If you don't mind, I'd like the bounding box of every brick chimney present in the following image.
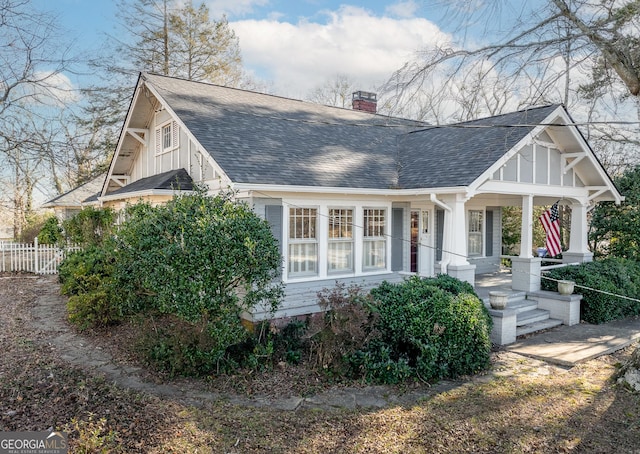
[352,91,377,113]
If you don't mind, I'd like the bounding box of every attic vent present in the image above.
[352,91,377,113]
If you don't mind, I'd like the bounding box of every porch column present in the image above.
[563,201,593,264]
[512,194,541,292]
[444,194,476,286]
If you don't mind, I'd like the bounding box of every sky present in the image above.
[30,0,513,100]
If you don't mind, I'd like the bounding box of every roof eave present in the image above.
[232,182,469,196]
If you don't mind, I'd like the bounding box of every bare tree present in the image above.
[0,0,84,237]
[382,0,640,170]
[307,74,360,108]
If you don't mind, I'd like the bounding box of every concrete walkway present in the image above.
[506,317,640,366]
[27,276,640,411]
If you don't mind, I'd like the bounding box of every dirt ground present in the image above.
[1,273,640,453]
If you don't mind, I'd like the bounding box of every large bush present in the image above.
[58,190,284,375]
[110,189,284,373]
[59,244,119,330]
[62,206,115,247]
[37,216,63,245]
[542,258,640,324]
[349,275,493,384]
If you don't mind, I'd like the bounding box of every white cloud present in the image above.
[29,71,79,106]
[385,1,419,18]
[231,5,451,99]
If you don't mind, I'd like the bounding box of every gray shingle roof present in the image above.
[43,174,105,207]
[108,168,193,196]
[398,105,561,188]
[142,73,559,190]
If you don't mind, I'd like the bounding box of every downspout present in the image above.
[430,194,452,274]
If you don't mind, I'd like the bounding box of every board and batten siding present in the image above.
[492,133,585,188]
[128,110,218,187]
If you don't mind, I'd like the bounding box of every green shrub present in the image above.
[37,216,62,245]
[110,189,284,376]
[59,245,120,329]
[62,207,115,247]
[351,275,492,384]
[542,258,640,324]
[139,315,233,377]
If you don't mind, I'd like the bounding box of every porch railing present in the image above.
[0,239,80,275]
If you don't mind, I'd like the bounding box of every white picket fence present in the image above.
[0,239,80,275]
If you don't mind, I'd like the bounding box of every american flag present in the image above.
[539,202,561,257]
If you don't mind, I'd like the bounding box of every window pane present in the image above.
[468,210,483,256]
[328,242,353,272]
[329,209,353,238]
[289,208,317,239]
[288,208,318,276]
[363,240,386,269]
[364,209,385,237]
[288,243,317,274]
[162,124,172,150]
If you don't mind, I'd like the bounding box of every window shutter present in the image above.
[265,205,283,256]
[436,209,445,261]
[155,127,161,154]
[485,209,494,257]
[172,120,179,148]
[391,207,404,271]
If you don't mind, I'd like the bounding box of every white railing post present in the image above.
[34,237,39,274]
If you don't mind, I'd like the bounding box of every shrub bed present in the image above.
[352,275,493,384]
[542,258,640,324]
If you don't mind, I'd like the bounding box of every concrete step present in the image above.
[516,318,563,337]
[506,298,538,314]
[517,308,551,326]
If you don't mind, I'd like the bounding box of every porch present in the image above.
[474,268,582,345]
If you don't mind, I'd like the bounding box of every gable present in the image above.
[102,75,229,200]
[467,113,622,204]
[141,73,424,190]
[397,105,560,189]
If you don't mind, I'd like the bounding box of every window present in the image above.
[288,208,318,276]
[155,120,178,154]
[162,123,172,150]
[468,210,483,256]
[328,208,353,273]
[363,208,386,270]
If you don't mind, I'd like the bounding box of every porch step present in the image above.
[506,298,538,314]
[482,291,527,308]
[517,308,552,326]
[516,318,563,337]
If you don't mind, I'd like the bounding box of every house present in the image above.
[42,174,105,221]
[98,72,623,320]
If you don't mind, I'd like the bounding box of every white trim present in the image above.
[477,180,588,199]
[99,188,190,203]
[127,128,147,146]
[234,182,468,196]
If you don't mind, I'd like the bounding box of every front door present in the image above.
[411,210,434,276]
